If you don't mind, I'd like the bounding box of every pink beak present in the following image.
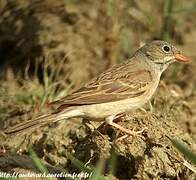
[175,54,190,62]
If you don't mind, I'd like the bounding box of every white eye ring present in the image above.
[162,45,171,53]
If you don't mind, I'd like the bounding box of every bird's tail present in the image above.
[3,109,83,135]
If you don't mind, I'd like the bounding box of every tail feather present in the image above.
[4,114,57,135]
[4,109,83,135]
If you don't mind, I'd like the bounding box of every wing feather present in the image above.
[51,60,153,106]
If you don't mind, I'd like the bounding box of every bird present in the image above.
[4,40,189,136]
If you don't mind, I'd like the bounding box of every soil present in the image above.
[0,0,195,179]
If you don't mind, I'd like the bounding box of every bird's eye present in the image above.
[162,45,170,53]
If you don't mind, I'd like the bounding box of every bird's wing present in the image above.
[52,60,153,106]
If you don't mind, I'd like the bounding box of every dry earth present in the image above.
[0,0,195,179]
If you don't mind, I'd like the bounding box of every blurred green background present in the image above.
[0,0,195,179]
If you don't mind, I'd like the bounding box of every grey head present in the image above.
[135,40,189,72]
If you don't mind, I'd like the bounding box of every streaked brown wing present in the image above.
[52,60,153,106]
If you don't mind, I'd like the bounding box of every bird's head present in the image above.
[139,40,189,71]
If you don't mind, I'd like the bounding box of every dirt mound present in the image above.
[0,0,195,179]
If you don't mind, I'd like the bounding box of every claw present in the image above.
[114,127,147,142]
[106,115,147,141]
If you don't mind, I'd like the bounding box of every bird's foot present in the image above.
[106,115,147,139]
[105,115,147,141]
[114,127,147,142]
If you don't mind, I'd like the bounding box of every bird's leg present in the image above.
[139,107,147,113]
[114,134,129,142]
[113,112,125,122]
[105,115,147,138]
[82,119,107,140]
[148,100,154,112]
[82,118,95,134]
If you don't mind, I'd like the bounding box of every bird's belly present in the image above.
[79,96,148,120]
[79,78,160,120]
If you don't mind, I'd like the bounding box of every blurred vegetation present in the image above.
[29,147,50,175]
[170,138,196,165]
[0,0,195,179]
